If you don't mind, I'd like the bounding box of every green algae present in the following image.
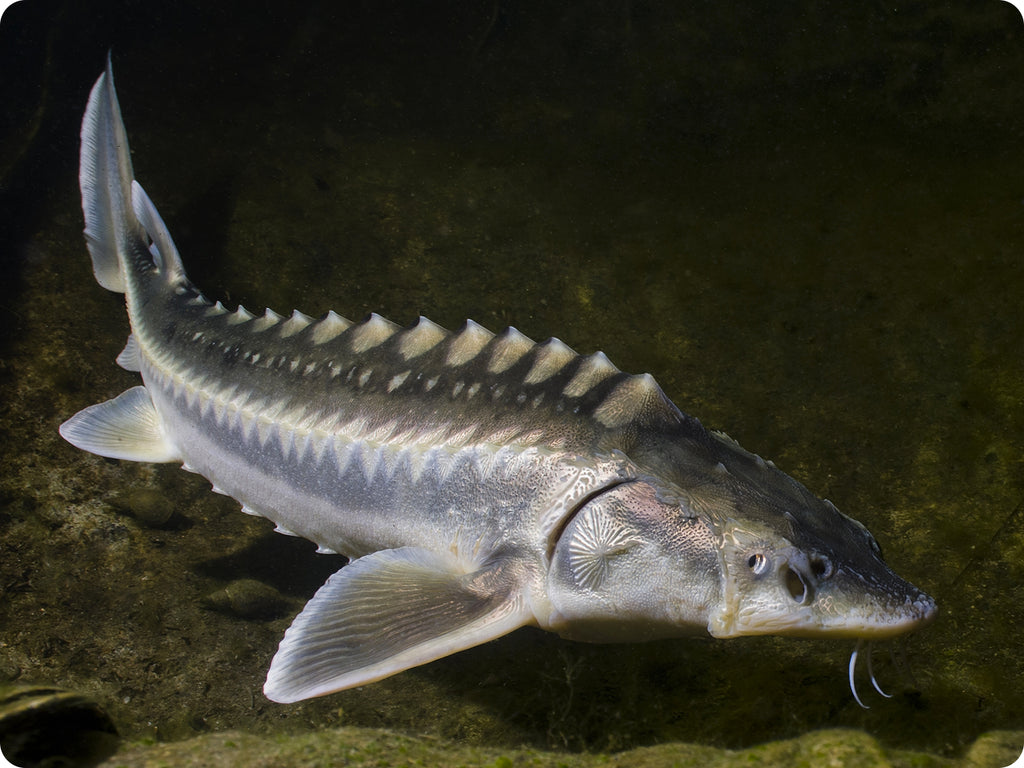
[98,727,1024,768]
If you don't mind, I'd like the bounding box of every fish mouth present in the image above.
[808,588,937,640]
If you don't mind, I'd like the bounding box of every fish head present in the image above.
[706,502,937,640]
[690,432,938,641]
[544,434,936,644]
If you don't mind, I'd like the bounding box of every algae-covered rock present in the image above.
[95,726,1005,768]
[201,578,293,621]
[0,684,119,768]
[962,732,1024,768]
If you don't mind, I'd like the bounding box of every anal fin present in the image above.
[264,547,532,703]
[59,385,180,462]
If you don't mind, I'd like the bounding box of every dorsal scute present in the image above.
[281,310,314,338]
[311,310,352,344]
[350,312,400,353]
[205,301,228,317]
[525,338,576,385]
[487,327,534,374]
[445,319,494,367]
[563,351,619,398]
[398,316,449,361]
[591,372,669,429]
[227,305,256,325]
[182,293,678,440]
[253,307,284,332]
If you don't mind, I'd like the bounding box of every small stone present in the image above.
[120,488,176,528]
[202,579,292,620]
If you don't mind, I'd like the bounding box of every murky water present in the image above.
[1,2,1022,765]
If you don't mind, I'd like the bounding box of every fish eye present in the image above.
[746,552,770,576]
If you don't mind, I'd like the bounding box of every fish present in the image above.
[60,57,937,706]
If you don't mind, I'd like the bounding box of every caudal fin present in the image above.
[79,54,184,293]
[63,56,187,465]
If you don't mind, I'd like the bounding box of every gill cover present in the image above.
[546,479,722,642]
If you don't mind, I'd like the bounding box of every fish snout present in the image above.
[813,564,938,640]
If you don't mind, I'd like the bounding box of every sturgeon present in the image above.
[61,59,936,705]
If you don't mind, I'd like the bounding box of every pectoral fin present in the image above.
[59,385,180,462]
[263,547,532,703]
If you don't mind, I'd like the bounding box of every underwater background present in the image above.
[1,0,1023,765]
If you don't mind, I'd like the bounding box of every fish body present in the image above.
[61,59,936,704]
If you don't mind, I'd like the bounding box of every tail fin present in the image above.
[79,54,184,293]
[63,56,186,464]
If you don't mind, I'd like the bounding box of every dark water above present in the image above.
[1,1,1022,765]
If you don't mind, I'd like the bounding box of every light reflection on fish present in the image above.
[61,57,936,705]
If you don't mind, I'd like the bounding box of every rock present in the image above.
[0,684,119,768]
[119,488,176,528]
[962,731,1024,768]
[202,579,292,620]
[92,725,978,768]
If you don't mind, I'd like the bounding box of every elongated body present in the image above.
[62,59,936,705]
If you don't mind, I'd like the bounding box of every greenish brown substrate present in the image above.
[100,727,1023,768]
